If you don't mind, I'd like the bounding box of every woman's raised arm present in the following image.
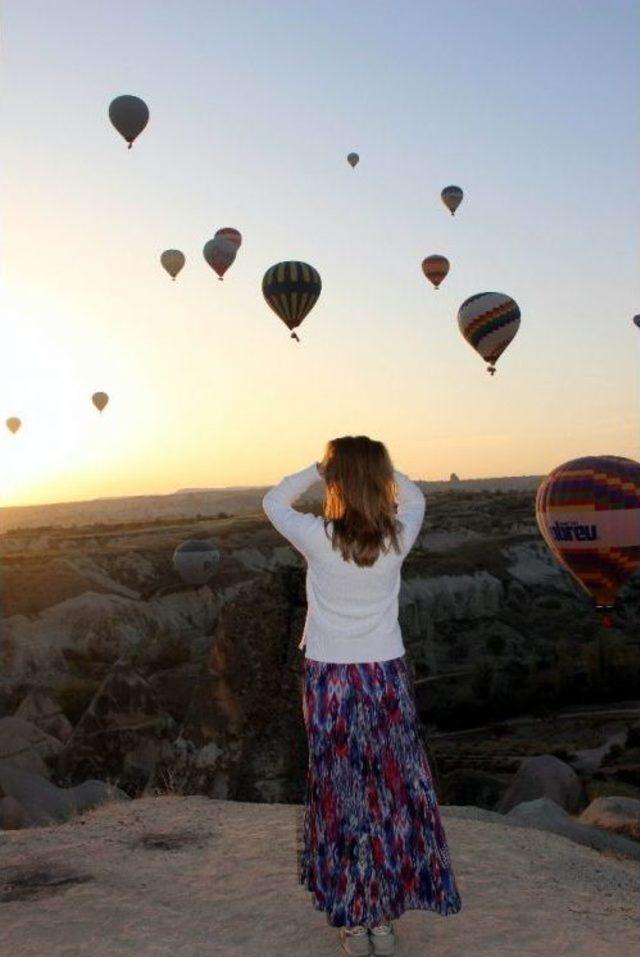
[262,463,322,555]
[393,469,426,553]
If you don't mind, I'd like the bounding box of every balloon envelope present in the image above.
[536,455,640,609]
[6,417,21,434]
[108,95,149,148]
[203,236,237,279]
[347,152,359,168]
[422,255,450,289]
[92,391,109,412]
[172,539,220,585]
[457,292,520,374]
[161,249,185,280]
[262,261,322,340]
[441,185,463,215]
[634,314,640,329]
[214,227,242,250]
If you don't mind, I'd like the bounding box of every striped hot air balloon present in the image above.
[457,292,520,375]
[536,455,640,622]
[441,185,463,215]
[422,255,450,289]
[262,261,322,341]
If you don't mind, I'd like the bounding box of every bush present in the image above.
[486,633,506,656]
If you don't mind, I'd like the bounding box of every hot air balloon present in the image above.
[633,314,640,329]
[347,152,359,168]
[536,455,640,624]
[108,95,149,149]
[214,227,242,251]
[161,249,185,280]
[262,261,322,341]
[422,255,450,289]
[92,391,109,413]
[172,539,220,585]
[441,185,463,216]
[6,417,21,434]
[203,236,237,280]
[457,292,520,375]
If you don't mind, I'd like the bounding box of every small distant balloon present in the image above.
[262,261,322,341]
[422,255,450,289]
[450,473,460,482]
[172,539,220,585]
[441,185,463,216]
[108,95,149,149]
[457,292,521,375]
[634,314,640,329]
[347,152,359,168]
[203,235,237,280]
[214,227,242,251]
[6,417,21,434]
[92,391,109,413]
[536,455,640,618]
[161,250,185,280]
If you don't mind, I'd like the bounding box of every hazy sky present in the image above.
[1,0,638,507]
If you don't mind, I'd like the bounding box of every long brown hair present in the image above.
[320,435,402,567]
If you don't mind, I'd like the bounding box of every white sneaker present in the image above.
[338,925,372,956]
[369,922,395,956]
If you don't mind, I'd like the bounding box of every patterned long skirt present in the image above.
[299,653,462,929]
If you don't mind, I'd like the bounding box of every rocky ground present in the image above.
[1,794,639,957]
[1,487,639,817]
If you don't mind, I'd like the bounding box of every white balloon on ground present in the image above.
[172,540,220,585]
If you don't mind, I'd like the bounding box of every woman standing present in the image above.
[262,436,462,956]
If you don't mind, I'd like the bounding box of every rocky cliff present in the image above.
[1,488,639,811]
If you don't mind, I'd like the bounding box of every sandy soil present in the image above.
[1,795,638,957]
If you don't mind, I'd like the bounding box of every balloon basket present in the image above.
[595,605,614,629]
[291,332,300,342]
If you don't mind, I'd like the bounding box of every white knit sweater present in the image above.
[262,463,426,663]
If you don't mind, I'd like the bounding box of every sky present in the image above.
[1,0,639,508]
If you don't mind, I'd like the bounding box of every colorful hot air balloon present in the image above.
[6,417,21,434]
[536,456,640,622]
[203,236,237,280]
[92,391,109,412]
[262,261,322,341]
[161,249,185,280]
[214,227,242,251]
[633,314,640,329]
[347,152,359,168]
[108,95,149,149]
[457,292,521,375]
[422,255,450,289]
[172,539,220,585]
[441,185,463,216]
